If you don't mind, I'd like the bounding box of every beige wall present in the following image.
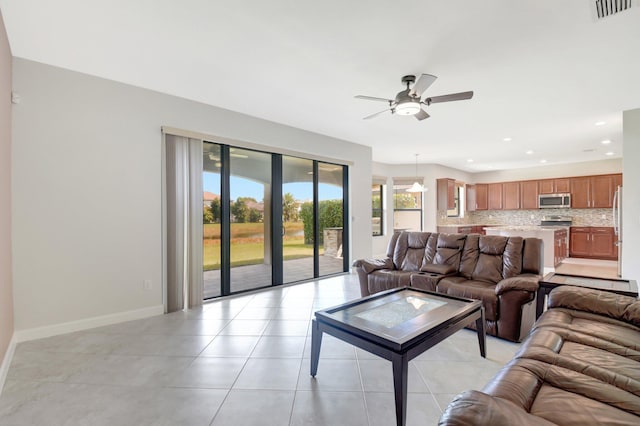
[11,58,372,332]
[0,11,13,370]
[370,161,473,256]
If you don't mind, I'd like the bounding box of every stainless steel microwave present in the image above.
[538,193,571,209]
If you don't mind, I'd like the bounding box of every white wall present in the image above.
[471,158,622,183]
[370,161,472,256]
[12,59,372,331]
[623,109,640,281]
[0,10,13,371]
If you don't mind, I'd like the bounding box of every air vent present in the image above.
[595,0,632,19]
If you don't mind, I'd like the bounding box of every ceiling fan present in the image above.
[355,74,473,121]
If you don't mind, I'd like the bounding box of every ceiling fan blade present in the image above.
[415,109,430,121]
[363,108,391,120]
[355,95,393,103]
[409,73,437,97]
[426,91,474,104]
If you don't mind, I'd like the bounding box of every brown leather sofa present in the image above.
[353,231,544,342]
[440,285,640,426]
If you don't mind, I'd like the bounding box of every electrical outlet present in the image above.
[143,279,152,290]
[530,215,535,219]
[601,214,606,219]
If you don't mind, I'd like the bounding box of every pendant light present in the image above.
[406,154,427,193]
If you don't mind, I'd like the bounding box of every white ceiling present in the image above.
[2,0,639,172]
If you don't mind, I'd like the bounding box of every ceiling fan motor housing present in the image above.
[395,89,421,115]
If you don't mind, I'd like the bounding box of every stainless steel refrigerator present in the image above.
[613,185,623,277]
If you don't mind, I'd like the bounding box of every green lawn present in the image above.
[203,222,315,270]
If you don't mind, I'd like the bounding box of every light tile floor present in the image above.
[0,274,520,425]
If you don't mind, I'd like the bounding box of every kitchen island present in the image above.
[483,226,568,268]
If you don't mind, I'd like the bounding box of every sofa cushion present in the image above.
[459,234,480,279]
[431,233,466,271]
[393,232,434,271]
[367,270,413,294]
[420,263,457,274]
[548,286,636,320]
[438,277,498,321]
[623,301,640,327]
[356,258,393,274]
[502,237,524,278]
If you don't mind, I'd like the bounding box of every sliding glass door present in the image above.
[282,156,314,283]
[318,162,345,276]
[201,143,348,299]
[229,148,272,292]
[203,143,222,299]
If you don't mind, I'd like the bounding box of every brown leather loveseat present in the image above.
[353,231,544,342]
[440,285,640,425]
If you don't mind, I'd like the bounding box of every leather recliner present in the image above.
[353,231,544,342]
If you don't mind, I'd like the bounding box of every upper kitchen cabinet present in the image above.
[538,178,570,194]
[475,184,488,210]
[502,182,520,210]
[520,180,539,210]
[571,174,621,209]
[437,178,456,210]
[466,184,476,212]
[488,183,503,210]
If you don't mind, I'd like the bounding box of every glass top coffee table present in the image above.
[310,287,485,426]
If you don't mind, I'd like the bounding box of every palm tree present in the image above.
[282,192,298,222]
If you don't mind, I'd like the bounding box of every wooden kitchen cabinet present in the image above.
[570,227,591,257]
[488,183,503,210]
[539,178,570,194]
[466,184,476,212]
[570,177,591,208]
[570,226,617,260]
[591,175,615,208]
[553,229,568,266]
[520,180,539,210]
[590,227,616,258]
[571,174,620,209]
[437,178,456,210]
[502,182,520,210]
[475,184,488,210]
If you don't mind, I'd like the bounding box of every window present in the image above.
[392,179,423,231]
[371,184,384,236]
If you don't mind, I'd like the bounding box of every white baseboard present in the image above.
[13,304,164,343]
[0,334,17,396]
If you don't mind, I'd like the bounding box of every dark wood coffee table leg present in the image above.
[475,308,486,358]
[392,352,408,426]
[310,319,322,376]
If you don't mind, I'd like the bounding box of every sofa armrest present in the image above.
[352,257,393,274]
[495,275,539,296]
[548,286,638,321]
[439,390,556,426]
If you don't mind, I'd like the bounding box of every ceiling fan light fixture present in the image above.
[395,100,421,116]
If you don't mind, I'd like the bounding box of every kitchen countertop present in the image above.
[483,225,570,232]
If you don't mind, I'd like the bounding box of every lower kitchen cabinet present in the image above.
[553,229,568,266]
[569,226,617,260]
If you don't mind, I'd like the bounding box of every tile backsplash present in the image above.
[438,208,614,227]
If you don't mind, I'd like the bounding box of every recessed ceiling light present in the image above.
[503,137,512,142]
[595,121,606,126]
[605,152,615,156]
[525,150,534,155]
[601,139,612,145]
[467,159,474,163]
[583,148,596,153]
[540,159,547,163]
